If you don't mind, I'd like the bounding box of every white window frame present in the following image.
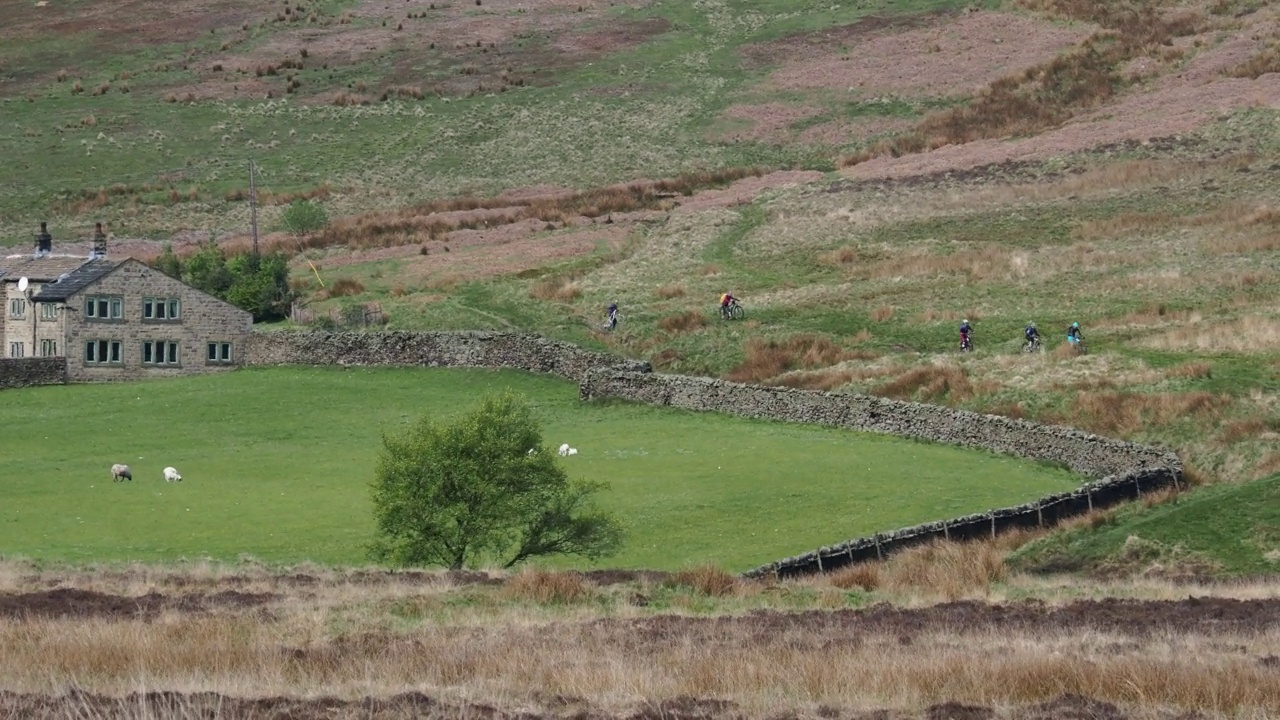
[9,297,26,319]
[85,339,123,365]
[142,340,181,366]
[39,302,58,320]
[84,295,123,321]
[206,341,233,364]
[8,341,24,358]
[40,339,58,357]
[143,297,181,321]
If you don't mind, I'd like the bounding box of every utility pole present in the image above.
[249,159,260,258]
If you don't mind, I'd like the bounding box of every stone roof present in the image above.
[0,254,97,282]
[31,260,120,302]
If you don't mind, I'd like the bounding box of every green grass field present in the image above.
[0,367,1080,571]
[1010,474,1280,577]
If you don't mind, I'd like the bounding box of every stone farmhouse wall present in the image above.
[244,330,651,380]
[579,370,1183,579]
[65,260,253,382]
[0,357,67,390]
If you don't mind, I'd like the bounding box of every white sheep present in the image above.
[558,443,571,456]
[111,464,132,482]
[163,466,182,482]
[567,448,578,456]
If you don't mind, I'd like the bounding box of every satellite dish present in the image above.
[17,277,28,293]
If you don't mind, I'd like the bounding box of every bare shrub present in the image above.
[655,283,686,299]
[529,275,581,302]
[326,277,365,298]
[502,568,594,604]
[670,566,738,596]
[657,310,708,334]
[873,365,974,403]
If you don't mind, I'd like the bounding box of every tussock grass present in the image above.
[1142,316,1280,352]
[669,565,739,596]
[324,277,365,298]
[1058,390,1228,436]
[654,282,686,299]
[727,334,871,384]
[873,364,975,403]
[529,274,582,302]
[501,568,594,604]
[657,310,708,334]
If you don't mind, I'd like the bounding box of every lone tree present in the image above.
[280,198,329,240]
[369,392,624,570]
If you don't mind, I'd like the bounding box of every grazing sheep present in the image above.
[567,448,578,456]
[163,466,182,482]
[111,464,132,482]
[558,443,571,456]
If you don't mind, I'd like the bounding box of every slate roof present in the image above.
[0,254,96,282]
[31,259,120,302]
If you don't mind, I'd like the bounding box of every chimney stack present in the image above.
[35,221,52,257]
[91,222,107,260]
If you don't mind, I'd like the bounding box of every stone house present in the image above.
[3,254,252,381]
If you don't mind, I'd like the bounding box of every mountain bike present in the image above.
[720,300,745,320]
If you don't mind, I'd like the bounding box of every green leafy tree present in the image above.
[280,199,329,239]
[154,243,182,279]
[370,392,624,570]
[226,251,293,321]
[182,241,233,298]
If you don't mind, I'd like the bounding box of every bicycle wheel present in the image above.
[729,304,745,320]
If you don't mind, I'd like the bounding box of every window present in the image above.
[143,297,181,321]
[8,342,23,358]
[206,342,233,364]
[84,340,123,365]
[84,295,123,321]
[39,303,58,320]
[142,340,180,366]
[9,298,25,318]
[40,339,58,357]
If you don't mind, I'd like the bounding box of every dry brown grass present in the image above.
[1226,43,1280,79]
[727,334,871,384]
[819,245,861,267]
[669,565,739,596]
[654,282,687,299]
[873,364,975,403]
[854,244,1018,282]
[1166,361,1212,380]
[324,277,365,298]
[771,362,891,391]
[528,274,582,302]
[869,305,895,322]
[1142,316,1280,352]
[842,0,1209,166]
[656,310,708,334]
[1058,390,1229,436]
[501,568,595,604]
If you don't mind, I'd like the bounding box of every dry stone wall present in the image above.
[579,370,1182,579]
[244,330,651,381]
[241,331,1181,578]
[0,357,67,390]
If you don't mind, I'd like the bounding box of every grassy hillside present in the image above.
[0,367,1079,570]
[3,0,1279,577]
[1010,474,1280,578]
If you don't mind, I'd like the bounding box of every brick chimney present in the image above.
[35,221,52,257]
[90,222,107,260]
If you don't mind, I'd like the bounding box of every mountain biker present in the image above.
[719,292,738,319]
[1024,321,1040,348]
[1066,321,1083,346]
[959,319,973,350]
[606,302,618,331]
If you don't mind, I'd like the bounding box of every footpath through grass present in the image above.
[0,367,1080,571]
